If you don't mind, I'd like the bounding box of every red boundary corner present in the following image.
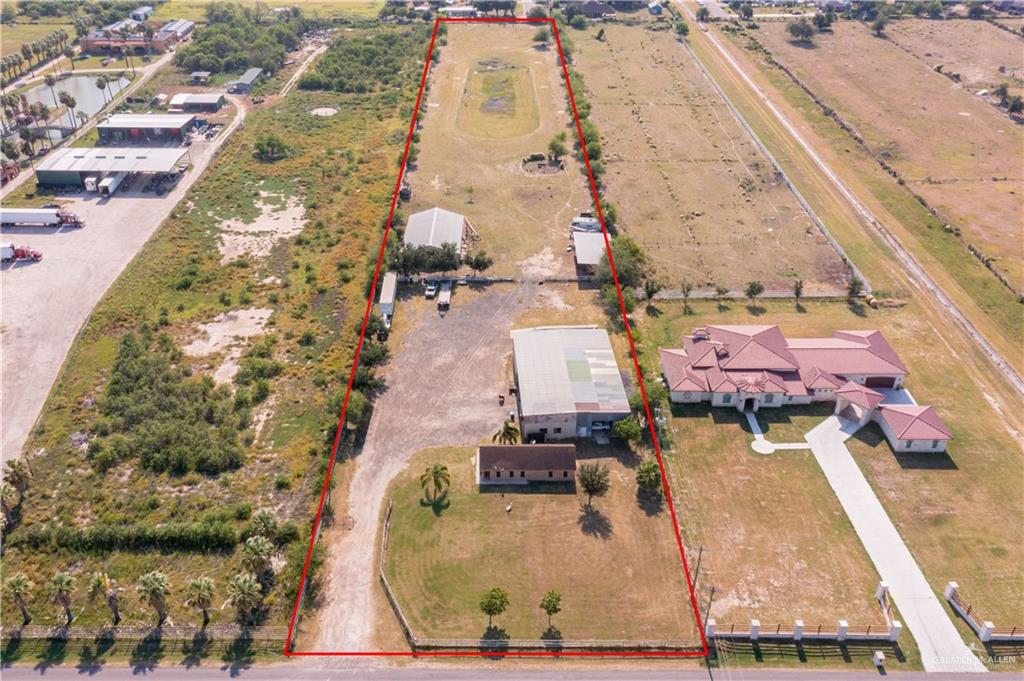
[284,16,708,658]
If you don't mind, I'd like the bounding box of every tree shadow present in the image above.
[181,630,213,668]
[794,302,806,314]
[75,643,105,676]
[2,631,23,667]
[746,304,767,316]
[645,303,662,317]
[636,488,664,517]
[220,629,255,676]
[577,504,613,539]
[129,628,164,673]
[419,488,451,516]
[480,625,509,658]
[716,302,730,313]
[847,300,868,317]
[34,632,69,673]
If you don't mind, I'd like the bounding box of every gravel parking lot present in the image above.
[0,101,244,461]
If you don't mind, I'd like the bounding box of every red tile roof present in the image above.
[836,381,885,410]
[877,405,952,441]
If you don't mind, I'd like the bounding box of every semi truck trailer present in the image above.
[0,207,85,228]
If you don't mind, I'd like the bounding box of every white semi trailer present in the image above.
[0,207,85,228]
[99,171,128,196]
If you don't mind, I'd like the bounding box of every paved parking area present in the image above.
[0,102,243,461]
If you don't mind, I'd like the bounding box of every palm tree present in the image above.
[63,47,75,72]
[137,571,171,626]
[250,510,278,539]
[1,483,17,520]
[58,92,77,129]
[20,44,32,71]
[419,463,450,502]
[240,535,274,577]
[143,25,155,57]
[492,420,519,445]
[4,459,31,496]
[185,577,215,628]
[47,573,75,625]
[96,75,110,104]
[5,574,33,625]
[224,573,262,625]
[88,572,121,625]
[44,74,61,115]
[120,46,135,77]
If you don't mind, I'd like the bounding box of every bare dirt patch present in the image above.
[757,21,1024,291]
[573,23,849,293]
[309,106,339,117]
[182,307,272,384]
[217,193,305,265]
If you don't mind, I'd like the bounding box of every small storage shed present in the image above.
[378,271,398,317]
[572,231,607,270]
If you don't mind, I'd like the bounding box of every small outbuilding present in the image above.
[875,405,952,453]
[648,2,664,15]
[227,68,263,94]
[189,71,212,85]
[403,207,468,254]
[572,231,606,271]
[378,271,398,319]
[169,93,225,112]
[477,444,576,485]
[129,6,154,21]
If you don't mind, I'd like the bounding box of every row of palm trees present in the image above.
[4,570,264,628]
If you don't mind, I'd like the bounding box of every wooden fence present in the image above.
[945,582,1024,643]
[377,498,702,654]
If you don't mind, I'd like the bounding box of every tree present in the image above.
[635,459,661,494]
[466,250,494,275]
[88,572,121,625]
[58,91,78,129]
[847,274,864,298]
[680,279,694,315]
[185,577,215,627]
[20,44,32,70]
[527,6,547,18]
[871,16,889,36]
[250,509,278,538]
[813,10,835,31]
[242,534,275,576]
[793,278,804,303]
[611,415,643,444]
[967,2,985,19]
[48,572,75,625]
[577,462,610,507]
[539,590,562,626]
[4,459,31,496]
[1,483,17,521]
[419,463,450,501]
[121,46,136,77]
[254,132,288,161]
[696,6,710,22]
[1007,95,1024,114]
[532,27,550,45]
[44,74,61,116]
[64,47,75,70]
[137,571,171,625]
[224,572,262,624]
[595,236,646,289]
[643,278,662,303]
[547,135,567,161]
[744,280,764,305]
[787,18,815,44]
[492,420,520,445]
[675,19,690,38]
[96,75,110,104]
[738,3,753,20]
[479,587,509,626]
[5,574,33,625]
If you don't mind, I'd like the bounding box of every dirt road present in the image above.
[0,97,246,462]
[314,283,543,651]
[677,2,1024,399]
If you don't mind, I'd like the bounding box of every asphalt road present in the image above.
[3,662,1017,680]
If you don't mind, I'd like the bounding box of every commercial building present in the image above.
[476,444,577,485]
[511,326,631,441]
[153,18,195,47]
[81,17,193,54]
[97,113,196,144]
[403,207,468,254]
[168,93,226,112]
[34,147,189,188]
[227,68,263,94]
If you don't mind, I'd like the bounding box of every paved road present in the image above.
[805,417,987,674]
[3,663,1016,680]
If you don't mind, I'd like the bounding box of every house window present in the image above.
[931,440,939,449]
[563,471,569,478]
[496,471,501,478]
[682,392,691,400]
[904,442,912,450]
[483,471,490,479]
[548,471,553,478]
[554,427,561,434]
[540,428,548,434]
[764,394,774,404]
[520,471,525,478]
[722,394,732,404]
[508,470,514,477]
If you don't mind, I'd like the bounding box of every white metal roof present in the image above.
[572,231,607,266]
[99,113,196,129]
[378,271,398,306]
[403,207,466,249]
[169,93,225,106]
[512,326,630,418]
[36,147,189,174]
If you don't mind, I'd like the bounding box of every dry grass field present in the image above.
[756,21,1024,293]
[571,22,849,294]
[409,24,592,276]
[637,297,1024,642]
[885,19,1024,94]
[384,445,699,641]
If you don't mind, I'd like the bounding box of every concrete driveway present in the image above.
[805,416,986,674]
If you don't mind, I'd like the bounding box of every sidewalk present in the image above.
[805,416,986,673]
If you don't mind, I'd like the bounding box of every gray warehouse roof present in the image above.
[572,231,607,266]
[403,207,466,250]
[99,113,196,129]
[229,67,263,87]
[169,93,225,107]
[36,147,189,174]
[512,326,630,418]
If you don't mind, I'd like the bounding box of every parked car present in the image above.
[424,281,438,299]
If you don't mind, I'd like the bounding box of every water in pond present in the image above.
[23,74,130,126]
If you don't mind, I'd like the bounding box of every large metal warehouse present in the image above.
[97,113,197,144]
[34,147,190,188]
[511,326,631,441]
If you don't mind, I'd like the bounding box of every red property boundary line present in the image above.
[283,16,708,658]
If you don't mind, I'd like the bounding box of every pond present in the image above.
[23,74,130,125]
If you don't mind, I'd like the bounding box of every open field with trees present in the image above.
[571,20,850,294]
[405,22,593,276]
[0,22,425,661]
[153,0,382,23]
[634,295,1023,660]
[754,20,1023,297]
[384,445,699,641]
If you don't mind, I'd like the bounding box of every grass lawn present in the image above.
[457,59,540,138]
[384,445,700,642]
[0,21,75,58]
[750,402,833,444]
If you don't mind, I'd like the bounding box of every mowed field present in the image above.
[384,445,700,641]
[0,21,75,57]
[152,0,382,22]
[409,24,592,276]
[572,22,849,294]
[637,298,1024,642]
[757,21,1024,293]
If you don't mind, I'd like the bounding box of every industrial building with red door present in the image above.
[97,114,197,145]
